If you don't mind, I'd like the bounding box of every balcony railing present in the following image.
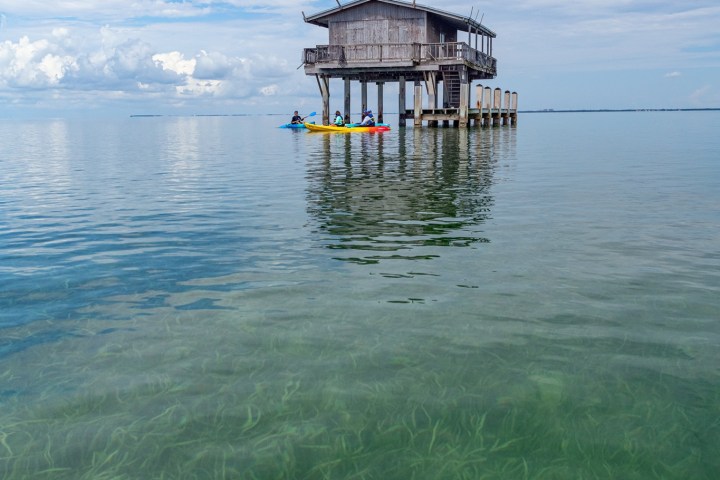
[303,42,496,73]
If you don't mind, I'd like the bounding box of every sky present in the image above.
[1,0,719,118]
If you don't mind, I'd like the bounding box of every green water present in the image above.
[1,112,718,478]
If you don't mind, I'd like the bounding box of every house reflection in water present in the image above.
[304,128,516,264]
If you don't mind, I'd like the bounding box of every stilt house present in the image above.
[302,0,508,127]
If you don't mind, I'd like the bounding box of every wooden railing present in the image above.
[303,42,496,73]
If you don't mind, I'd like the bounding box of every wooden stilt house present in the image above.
[302,0,514,127]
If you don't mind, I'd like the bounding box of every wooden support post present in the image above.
[492,88,502,127]
[399,76,406,127]
[316,74,330,125]
[502,90,511,125]
[475,84,483,127]
[344,78,351,124]
[483,86,491,127]
[377,82,384,123]
[511,91,518,125]
[361,81,368,117]
[459,83,469,128]
[476,84,483,109]
[414,83,422,127]
[424,72,437,127]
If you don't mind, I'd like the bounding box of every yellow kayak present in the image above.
[304,123,390,133]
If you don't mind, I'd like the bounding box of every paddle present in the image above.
[301,112,316,121]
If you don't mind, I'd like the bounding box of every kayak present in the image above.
[280,111,318,128]
[279,122,314,129]
[305,123,390,133]
[345,123,391,128]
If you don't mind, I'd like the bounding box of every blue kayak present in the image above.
[279,122,314,129]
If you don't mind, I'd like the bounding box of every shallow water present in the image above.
[1,112,719,478]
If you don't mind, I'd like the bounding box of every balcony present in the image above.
[302,42,496,78]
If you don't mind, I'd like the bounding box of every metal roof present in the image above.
[304,0,496,38]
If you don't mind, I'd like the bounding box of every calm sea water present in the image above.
[1,112,718,479]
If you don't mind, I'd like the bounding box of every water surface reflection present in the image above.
[305,128,516,264]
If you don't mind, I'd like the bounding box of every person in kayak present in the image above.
[290,111,303,124]
[359,110,375,126]
[333,110,344,126]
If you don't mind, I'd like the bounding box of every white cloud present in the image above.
[665,71,682,78]
[177,78,223,96]
[0,22,310,112]
[153,51,196,75]
[193,51,235,79]
[38,53,77,83]
[493,3,720,73]
[260,84,279,96]
[0,36,76,87]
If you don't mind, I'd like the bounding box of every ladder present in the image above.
[441,67,462,108]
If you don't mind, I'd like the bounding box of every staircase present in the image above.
[441,67,462,108]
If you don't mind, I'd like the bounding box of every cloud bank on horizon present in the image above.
[1,0,719,116]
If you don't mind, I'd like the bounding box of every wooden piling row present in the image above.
[318,73,516,128]
[407,83,517,128]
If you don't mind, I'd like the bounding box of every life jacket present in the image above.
[334,115,344,126]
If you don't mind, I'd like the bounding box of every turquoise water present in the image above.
[1,112,719,478]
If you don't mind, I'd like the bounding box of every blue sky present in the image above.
[1,0,719,117]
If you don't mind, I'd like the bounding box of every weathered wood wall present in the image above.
[426,18,457,43]
[327,3,462,46]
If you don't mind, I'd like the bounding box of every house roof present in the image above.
[304,0,496,38]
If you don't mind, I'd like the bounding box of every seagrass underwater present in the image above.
[1,111,719,478]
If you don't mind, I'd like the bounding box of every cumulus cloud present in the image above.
[193,51,235,79]
[260,84,279,96]
[153,51,196,76]
[0,24,301,112]
[0,36,77,88]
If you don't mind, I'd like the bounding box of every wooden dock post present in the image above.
[361,81,368,117]
[483,86,491,127]
[316,74,330,125]
[399,76,407,127]
[511,91,518,125]
[425,72,437,111]
[459,83,469,128]
[473,83,483,127]
[492,88,502,127]
[377,82,384,123]
[502,90,510,125]
[344,78,351,124]
[425,72,438,127]
[414,82,422,127]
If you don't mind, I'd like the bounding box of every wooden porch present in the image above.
[303,41,496,80]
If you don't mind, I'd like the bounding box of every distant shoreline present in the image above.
[520,108,720,113]
[130,108,720,118]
